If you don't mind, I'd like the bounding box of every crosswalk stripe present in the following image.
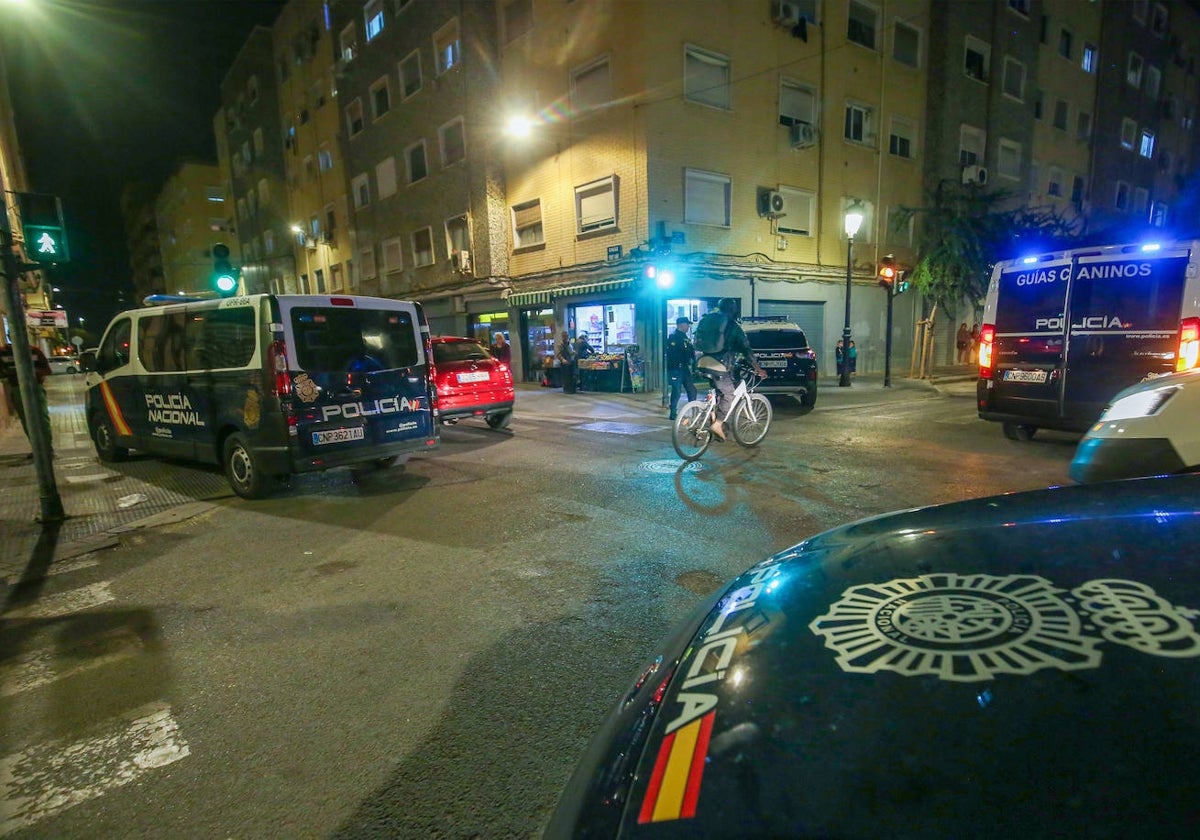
[3,583,114,620]
[0,702,190,835]
[0,626,144,699]
[4,559,99,588]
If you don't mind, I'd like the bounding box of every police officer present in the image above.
[665,316,697,420]
[0,341,52,452]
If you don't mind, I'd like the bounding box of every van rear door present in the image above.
[278,296,438,469]
[1061,247,1188,421]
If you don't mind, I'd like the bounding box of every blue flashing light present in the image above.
[1142,242,1162,252]
[1022,256,1038,264]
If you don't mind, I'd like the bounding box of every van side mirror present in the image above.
[80,348,98,374]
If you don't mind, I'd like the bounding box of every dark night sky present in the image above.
[5,0,285,333]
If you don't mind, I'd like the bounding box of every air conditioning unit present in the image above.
[773,0,801,26]
[789,121,817,148]
[454,250,472,273]
[761,189,786,217]
[962,164,988,185]
[304,235,317,250]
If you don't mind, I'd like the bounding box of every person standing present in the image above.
[848,340,857,376]
[665,316,697,420]
[557,330,577,393]
[491,333,511,365]
[956,322,971,364]
[0,342,53,451]
[970,322,982,365]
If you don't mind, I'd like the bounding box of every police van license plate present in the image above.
[760,360,787,368]
[313,427,365,445]
[457,371,489,383]
[1003,369,1048,383]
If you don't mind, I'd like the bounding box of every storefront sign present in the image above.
[26,309,68,328]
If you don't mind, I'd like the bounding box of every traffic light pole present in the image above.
[1,228,65,523]
[884,283,895,388]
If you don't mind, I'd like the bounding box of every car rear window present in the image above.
[433,341,493,364]
[747,328,809,350]
[290,307,419,372]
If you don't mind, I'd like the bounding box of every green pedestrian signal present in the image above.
[17,192,70,264]
[211,243,239,297]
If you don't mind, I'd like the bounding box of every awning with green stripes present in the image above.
[507,277,634,308]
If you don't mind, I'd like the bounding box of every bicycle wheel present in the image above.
[732,392,772,446]
[672,400,711,461]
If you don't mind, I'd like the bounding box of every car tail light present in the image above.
[1177,317,1200,371]
[269,340,292,396]
[424,335,438,415]
[978,324,996,379]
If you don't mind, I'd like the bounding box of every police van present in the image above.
[977,240,1200,440]
[85,294,440,498]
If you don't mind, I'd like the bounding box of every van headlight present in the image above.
[1100,386,1180,421]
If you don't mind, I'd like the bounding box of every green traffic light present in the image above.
[215,273,237,294]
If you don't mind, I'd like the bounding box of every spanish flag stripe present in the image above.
[99,382,132,436]
[680,711,715,818]
[637,730,676,824]
[650,717,702,822]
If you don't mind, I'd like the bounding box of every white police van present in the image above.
[977,240,1200,440]
[85,294,440,498]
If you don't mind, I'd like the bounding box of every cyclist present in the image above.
[696,298,766,441]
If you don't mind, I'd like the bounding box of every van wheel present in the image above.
[223,433,271,499]
[92,416,129,462]
[1002,422,1038,442]
[800,388,817,408]
[486,410,512,430]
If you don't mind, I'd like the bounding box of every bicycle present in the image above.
[671,362,772,461]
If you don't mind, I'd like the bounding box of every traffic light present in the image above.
[644,263,676,290]
[877,254,897,289]
[17,192,70,264]
[211,243,238,296]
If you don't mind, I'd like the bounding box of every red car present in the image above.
[430,336,515,429]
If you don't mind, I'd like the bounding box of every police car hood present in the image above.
[547,475,1200,838]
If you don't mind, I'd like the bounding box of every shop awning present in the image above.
[507,277,634,308]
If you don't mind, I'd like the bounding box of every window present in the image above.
[512,199,544,249]
[360,246,377,279]
[1076,111,1092,141]
[331,263,344,292]
[346,98,364,136]
[1057,27,1072,60]
[352,173,370,209]
[847,1,878,50]
[325,205,337,235]
[779,79,816,127]
[264,229,275,254]
[257,178,270,205]
[959,124,985,166]
[1082,43,1098,73]
[893,21,920,68]
[1134,187,1150,214]
[1002,57,1025,101]
[1150,201,1169,227]
[998,139,1021,179]
[685,45,730,109]
[571,56,612,114]
[684,169,731,227]
[382,237,403,273]
[888,117,916,159]
[376,157,397,198]
[1047,166,1063,197]
[318,144,334,173]
[406,140,428,183]
[412,227,434,266]
[575,176,618,234]
[776,187,815,236]
[844,101,875,145]
[1151,3,1168,36]
[1127,52,1143,87]
[1120,118,1137,150]
[445,214,470,257]
[400,50,422,99]
[339,23,358,62]
[1007,0,1030,16]
[253,128,264,157]
[370,77,391,120]
[1146,65,1161,98]
[434,19,460,74]
[1071,175,1086,205]
[1139,129,1155,158]
[365,0,384,41]
[964,36,990,82]
[440,118,466,166]
[1115,181,1130,211]
[1053,99,1068,130]
[503,0,533,43]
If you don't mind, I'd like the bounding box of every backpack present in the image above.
[693,311,728,354]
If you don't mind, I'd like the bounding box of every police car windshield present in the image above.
[747,329,809,350]
[290,307,419,372]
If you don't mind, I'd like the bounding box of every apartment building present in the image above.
[120,183,166,303]
[155,162,230,295]
[216,26,296,295]
[275,1,353,294]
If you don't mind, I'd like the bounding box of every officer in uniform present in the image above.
[665,316,697,421]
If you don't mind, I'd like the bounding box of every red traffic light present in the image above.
[877,255,897,287]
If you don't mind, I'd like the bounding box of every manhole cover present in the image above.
[641,459,703,474]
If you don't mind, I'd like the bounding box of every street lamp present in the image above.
[840,201,865,387]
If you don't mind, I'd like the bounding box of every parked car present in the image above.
[47,355,80,375]
[740,317,817,406]
[430,336,514,429]
[546,474,1200,838]
[1070,368,1200,483]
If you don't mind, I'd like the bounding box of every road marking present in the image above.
[4,559,99,588]
[0,702,190,835]
[3,583,114,620]
[0,626,144,698]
